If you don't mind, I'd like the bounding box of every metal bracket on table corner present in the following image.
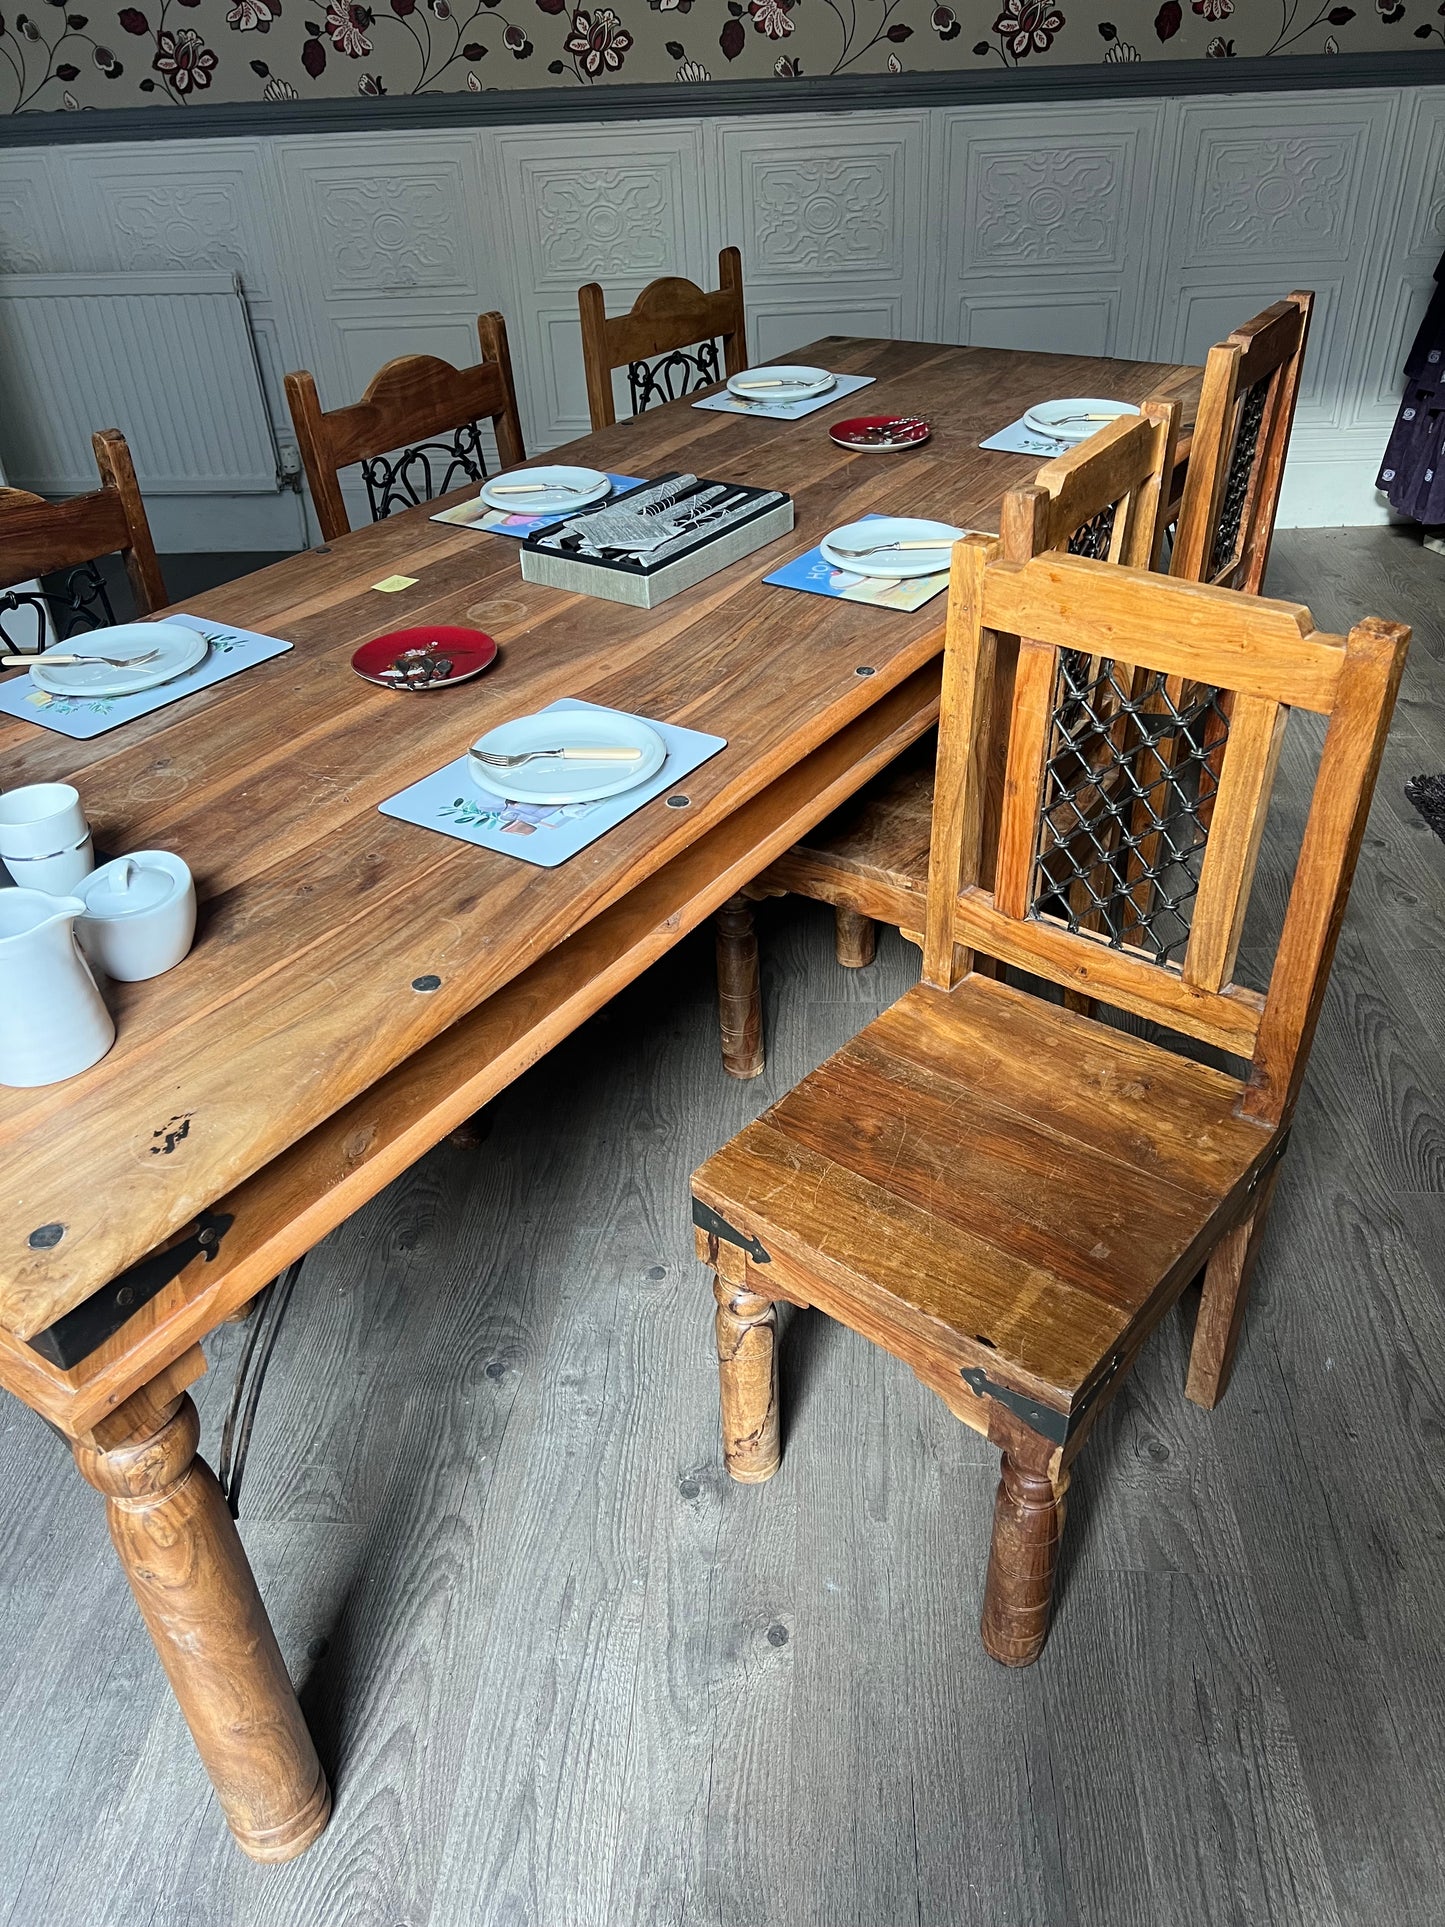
[691,1198,770,1265]
[26,1210,235,1370]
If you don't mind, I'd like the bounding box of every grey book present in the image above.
[518,475,795,609]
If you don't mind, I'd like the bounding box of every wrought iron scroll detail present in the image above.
[1209,376,1270,579]
[1066,502,1118,561]
[1029,653,1230,968]
[217,1257,304,1519]
[361,419,489,523]
[0,563,116,653]
[627,338,721,416]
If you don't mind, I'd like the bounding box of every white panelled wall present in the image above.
[2,85,1442,549]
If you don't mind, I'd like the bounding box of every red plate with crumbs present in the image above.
[829,415,933,453]
[352,626,497,693]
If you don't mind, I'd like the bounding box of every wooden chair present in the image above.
[693,540,1408,1665]
[284,312,526,543]
[715,398,1181,1077]
[578,246,748,432]
[1172,292,1313,593]
[0,429,166,653]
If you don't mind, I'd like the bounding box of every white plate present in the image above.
[469,708,667,806]
[479,465,611,515]
[1021,397,1140,448]
[28,622,209,699]
[819,517,969,581]
[727,365,835,402]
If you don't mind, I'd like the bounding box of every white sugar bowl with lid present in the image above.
[76,850,196,981]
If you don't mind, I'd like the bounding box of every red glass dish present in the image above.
[352,626,498,692]
[829,415,933,453]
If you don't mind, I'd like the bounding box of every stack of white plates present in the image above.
[726,366,835,403]
[1022,398,1140,449]
[468,709,666,806]
[26,623,209,698]
[819,517,969,580]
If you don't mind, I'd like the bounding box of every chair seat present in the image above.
[762,736,934,928]
[693,972,1277,1437]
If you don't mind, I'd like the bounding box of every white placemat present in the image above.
[0,614,293,740]
[693,372,876,422]
[980,418,1069,458]
[378,698,727,870]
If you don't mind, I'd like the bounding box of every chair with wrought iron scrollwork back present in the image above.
[0,429,167,655]
[1172,292,1312,594]
[284,311,526,544]
[577,247,748,432]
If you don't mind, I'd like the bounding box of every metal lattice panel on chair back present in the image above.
[627,339,723,416]
[578,247,747,432]
[1173,293,1313,596]
[361,419,490,523]
[1031,654,1230,966]
[925,540,1408,1131]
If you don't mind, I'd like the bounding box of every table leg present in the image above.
[715,894,764,1080]
[979,1452,1069,1666]
[73,1391,330,1862]
[833,907,877,969]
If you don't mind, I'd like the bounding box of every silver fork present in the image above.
[1,647,163,669]
[471,745,643,767]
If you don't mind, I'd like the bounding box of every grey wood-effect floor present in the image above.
[3,525,1444,1927]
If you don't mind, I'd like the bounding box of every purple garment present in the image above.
[1378,253,1445,524]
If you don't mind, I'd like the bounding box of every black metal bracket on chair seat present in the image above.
[217,1258,304,1519]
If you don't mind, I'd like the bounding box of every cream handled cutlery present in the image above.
[471,745,644,767]
[2,648,161,669]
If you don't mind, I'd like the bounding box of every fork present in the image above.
[1,647,162,669]
[471,745,643,767]
[829,537,959,558]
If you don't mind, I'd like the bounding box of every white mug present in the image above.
[0,783,94,896]
[76,850,196,982]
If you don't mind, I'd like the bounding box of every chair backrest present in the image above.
[1001,399,1180,571]
[1173,292,1313,594]
[0,429,166,651]
[284,311,525,543]
[578,246,747,431]
[924,540,1408,1131]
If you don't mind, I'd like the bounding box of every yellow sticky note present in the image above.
[372,574,418,593]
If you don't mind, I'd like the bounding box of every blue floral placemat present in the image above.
[693,372,876,421]
[0,615,293,740]
[430,474,645,540]
[378,698,727,870]
[764,514,963,611]
[980,418,1069,457]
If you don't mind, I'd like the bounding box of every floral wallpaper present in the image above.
[1,0,1439,113]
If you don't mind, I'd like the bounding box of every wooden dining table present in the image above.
[0,335,1201,1860]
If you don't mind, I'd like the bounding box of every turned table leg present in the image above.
[714,1277,781,1483]
[715,893,764,1080]
[980,1453,1069,1667]
[833,907,877,969]
[73,1392,330,1862]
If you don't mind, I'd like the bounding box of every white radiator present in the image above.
[0,271,279,497]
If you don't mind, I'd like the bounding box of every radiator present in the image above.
[0,271,279,496]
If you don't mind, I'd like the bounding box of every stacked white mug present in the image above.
[0,783,94,895]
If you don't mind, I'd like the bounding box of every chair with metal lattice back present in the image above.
[712,398,1182,1078]
[1172,293,1312,593]
[284,312,526,544]
[692,538,1408,1666]
[577,247,748,432]
[0,429,167,655]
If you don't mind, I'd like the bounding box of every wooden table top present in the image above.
[0,337,1200,1342]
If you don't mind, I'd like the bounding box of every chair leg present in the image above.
[833,907,877,969]
[1186,1166,1281,1410]
[713,1277,780,1483]
[980,1452,1069,1666]
[715,894,764,1080]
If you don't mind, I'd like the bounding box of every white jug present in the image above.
[0,889,115,1087]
